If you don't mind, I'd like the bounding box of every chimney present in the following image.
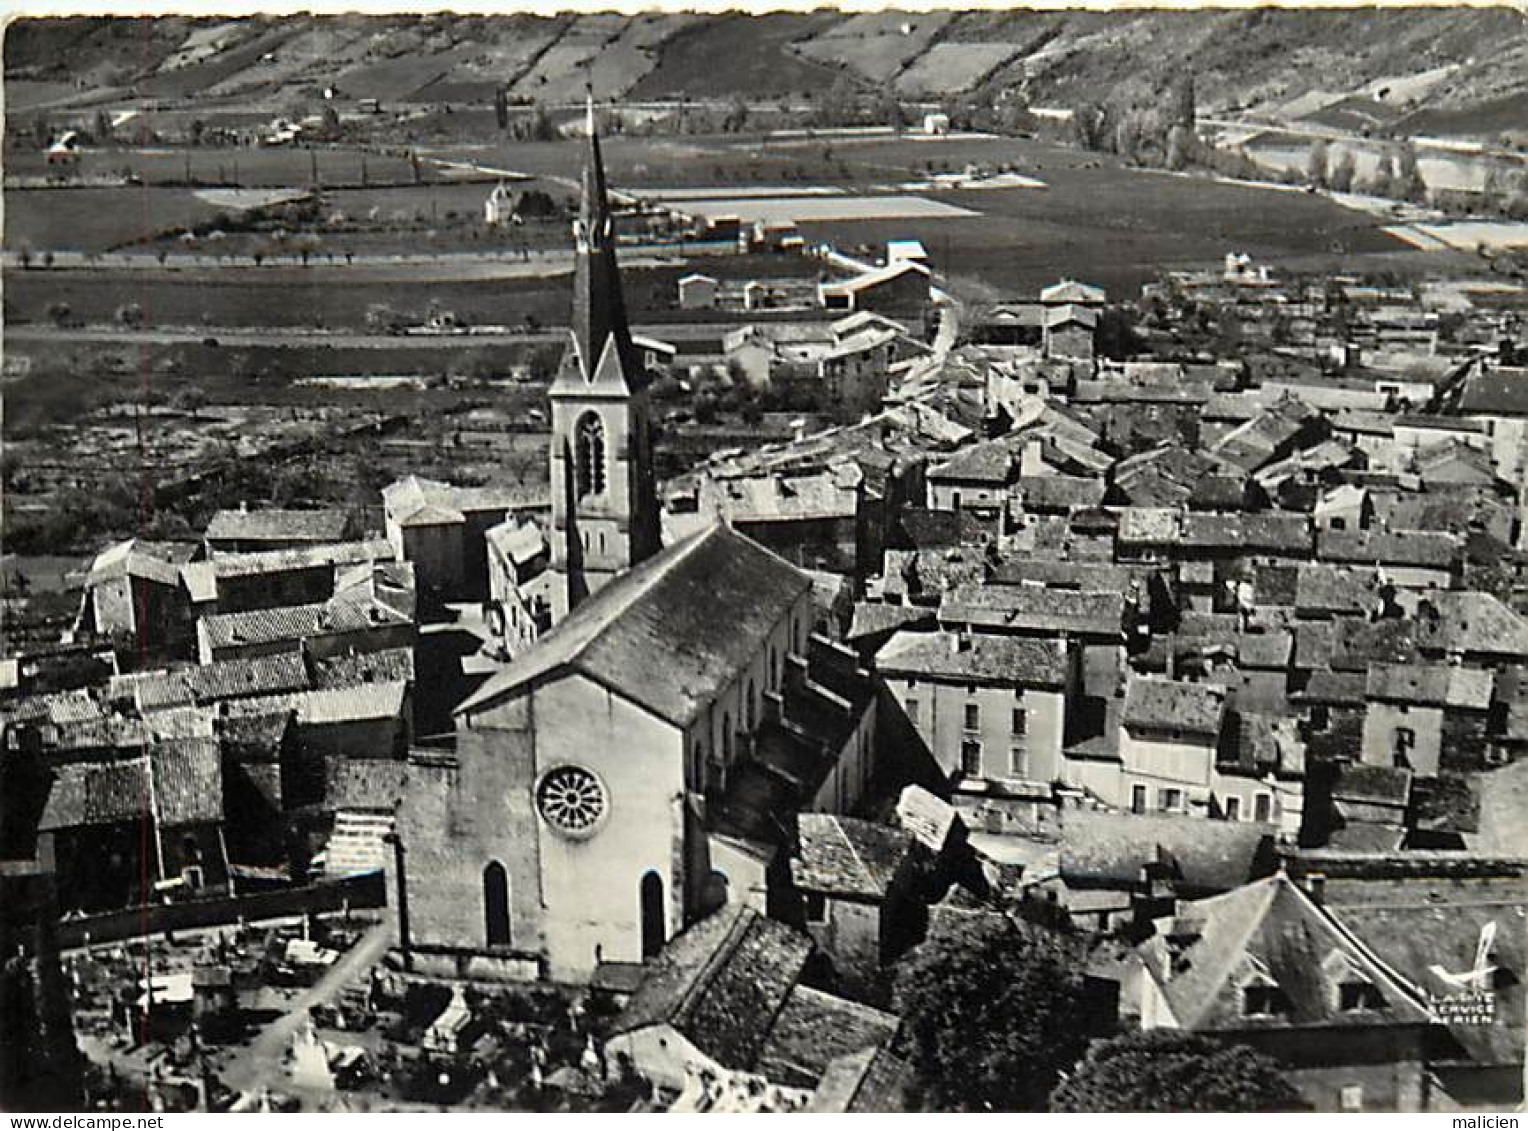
[1305,872,1326,907]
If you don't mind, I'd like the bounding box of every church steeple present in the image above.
[564,92,640,389]
[546,93,661,623]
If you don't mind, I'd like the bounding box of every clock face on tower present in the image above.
[536,765,609,837]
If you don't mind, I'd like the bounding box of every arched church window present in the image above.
[574,412,606,498]
[640,870,665,959]
[537,765,608,836]
[483,861,511,947]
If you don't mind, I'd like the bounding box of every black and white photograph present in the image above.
[2,2,1527,1115]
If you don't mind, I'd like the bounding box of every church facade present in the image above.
[389,102,880,984]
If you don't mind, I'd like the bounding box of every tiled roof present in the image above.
[754,985,899,1090]
[1331,763,1412,806]
[876,630,1067,689]
[1137,875,1432,1033]
[806,1045,913,1113]
[1295,563,1378,616]
[1014,475,1105,511]
[791,814,913,899]
[613,905,814,1072]
[1316,528,1458,570]
[38,758,148,831]
[1365,662,1493,709]
[222,681,409,726]
[200,593,411,652]
[1417,591,1528,658]
[114,652,311,710]
[309,647,416,689]
[326,757,408,811]
[151,737,223,825]
[1457,365,1528,417]
[845,602,936,644]
[928,439,1017,485]
[186,538,395,586]
[86,539,192,587]
[939,583,1124,638]
[383,475,538,527]
[458,524,812,727]
[1122,677,1227,737]
[1060,809,1276,894]
[205,508,353,545]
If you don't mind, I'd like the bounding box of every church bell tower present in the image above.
[547,96,661,623]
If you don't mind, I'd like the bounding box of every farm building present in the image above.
[678,273,719,310]
[819,261,931,320]
[45,131,80,165]
[922,113,951,136]
[886,240,928,267]
[1043,304,1098,361]
[1041,278,1107,308]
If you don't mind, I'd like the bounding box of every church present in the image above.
[390,102,882,984]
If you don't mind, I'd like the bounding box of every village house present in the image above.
[1129,873,1437,1112]
[383,475,541,602]
[203,507,357,556]
[787,812,921,983]
[877,629,1075,785]
[818,260,931,321]
[1360,662,1493,776]
[605,904,897,1098]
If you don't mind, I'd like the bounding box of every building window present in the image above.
[961,739,982,777]
[1338,979,1385,1013]
[1340,1085,1363,1112]
[803,891,827,924]
[483,861,511,948]
[1254,793,1272,823]
[1131,784,1147,814]
[640,870,665,959]
[964,702,980,731]
[1008,747,1028,779]
[905,698,920,724]
[574,411,607,498]
[1393,727,1416,768]
[1011,707,1027,737]
[1242,983,1287,1017]
[1224,796,1241,821]
[1158,788,1183,813]
[536,766,608,836]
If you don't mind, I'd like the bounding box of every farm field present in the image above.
[793,12,952,85]
[5,145,435,188]
[4,186,226,254]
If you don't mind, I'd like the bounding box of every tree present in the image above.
[115,303,144,328]
[1165,124,1196,171]
[1395,140,1427,203]
[1073,102,1109,152]
[170,385,207,419]
[722,94,749,134]
[1329,148,1356,193]
[1367,150,1398,198]
[1306,139,1329,189]
[45,301,71,327]
[1050,1031,1305,1113]
[894,917,1101,1111]
[1172,72,1197,130]
[494,86,509,130]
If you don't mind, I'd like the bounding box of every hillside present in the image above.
[5,10,1526,140]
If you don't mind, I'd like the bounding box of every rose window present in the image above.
[536,766,608,835]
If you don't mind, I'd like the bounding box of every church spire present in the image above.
[566,89,638,388]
